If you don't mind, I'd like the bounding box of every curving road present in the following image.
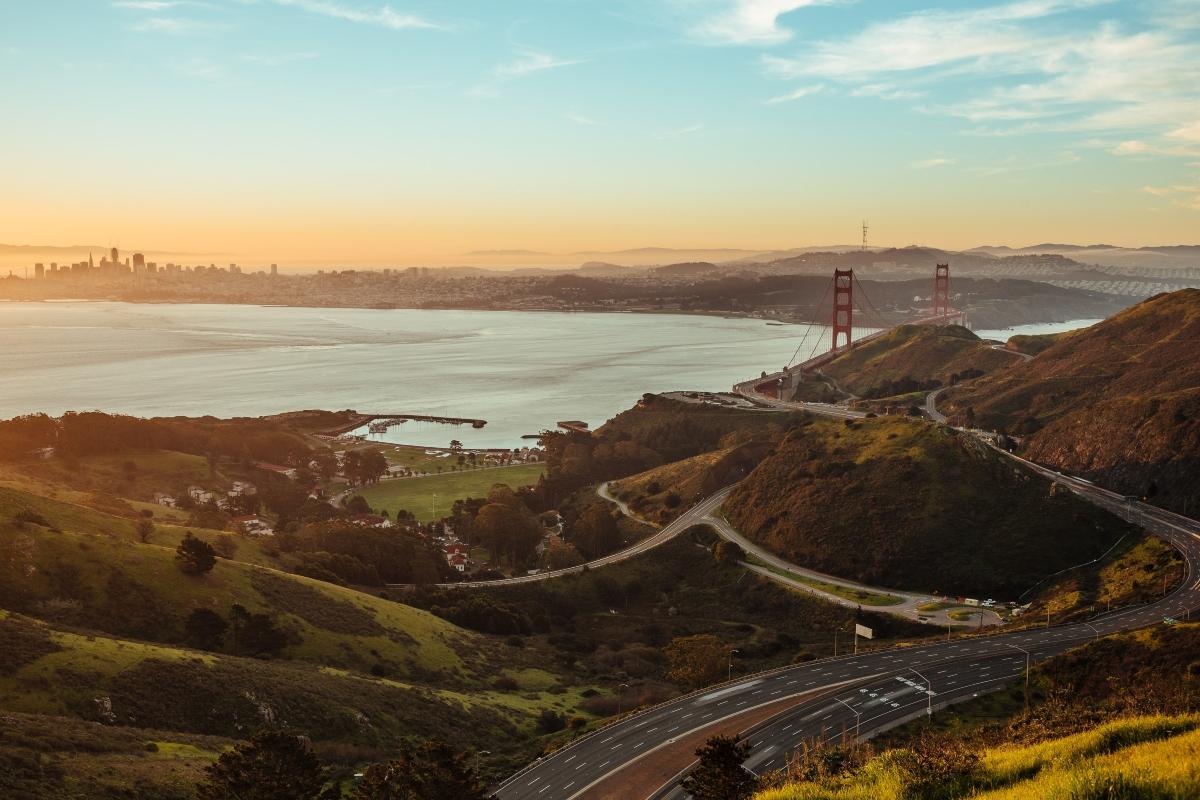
[493,480,1200,800]
[395,485,732,589]
[493,373,1200,800]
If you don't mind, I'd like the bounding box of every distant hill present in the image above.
[723,416,1127,598]
[651,261,719,277]
[942,289,1200,514]
[813,324,1021,399]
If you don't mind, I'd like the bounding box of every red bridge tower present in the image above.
[832,269,854,351]
[933,263,950,319]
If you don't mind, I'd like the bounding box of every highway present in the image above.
[493,374,1200,800]
[493,481,1200,800]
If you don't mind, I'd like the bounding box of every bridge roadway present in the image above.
[494,378,1200,800]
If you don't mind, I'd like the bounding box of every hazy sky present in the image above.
[2,0,1198,266]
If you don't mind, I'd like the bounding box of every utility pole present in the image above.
[617,683,628,716]
[728,649,739,682]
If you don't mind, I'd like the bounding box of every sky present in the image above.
[1,0,1198,267]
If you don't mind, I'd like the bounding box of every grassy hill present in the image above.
[758,624,1200,800]
[723,416,1129,598]
[942,289,1200,514]
[801,324,1019,400]
[756,714,1200,800]
[608,441,772,525]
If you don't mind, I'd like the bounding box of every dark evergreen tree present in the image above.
[679,735,758,800]
[175,533,217,575]
[196,731,329,800]
[183,608,228,650]
[352,740,487,800]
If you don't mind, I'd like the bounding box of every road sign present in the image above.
[855,624,874,640]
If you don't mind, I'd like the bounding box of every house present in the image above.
[445,542,468,557]
[232,514,273,536]
[350,514,392,529]
[228,480,257,497]
[253,462,298,480]
[153,492,177,508]
[188,486,215,505]
[449,553,467,572]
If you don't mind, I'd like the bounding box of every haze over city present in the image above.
[3,0,1200,268]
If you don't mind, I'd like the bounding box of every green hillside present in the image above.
[756,714,1200,800]
[723,416,1129,598]
[808,324,1019,400]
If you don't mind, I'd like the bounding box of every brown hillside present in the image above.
[942,289,1200,514]
[722,416,1128,598]
[813,324,1020,399]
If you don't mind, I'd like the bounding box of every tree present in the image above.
[176,533,217,575]
[346,494,372,515]
[665,634,727,689]
[679,735,758,800]
[449,440,463,452]
[197,730,330,800]
[135,518,156,543]
[571,504,622,560]
[184,608,229,650]
[352,740,487,800]
[713,540,745,566]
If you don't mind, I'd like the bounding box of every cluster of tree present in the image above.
[277,522,446,586]
[534,397,802,506]
[342,449,389,486]
[861,376,943,400]
[183,604,290,657]
[0,411,314,466]
[664,634,729,689]
[196,730,489,800]
[449,485,546,570]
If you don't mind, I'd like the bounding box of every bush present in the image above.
[537,709,566,734]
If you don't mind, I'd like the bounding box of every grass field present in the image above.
[356,463,545,521]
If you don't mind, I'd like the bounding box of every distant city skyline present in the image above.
[2,0,1198,266]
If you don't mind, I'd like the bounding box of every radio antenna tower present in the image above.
[861,220,869,252]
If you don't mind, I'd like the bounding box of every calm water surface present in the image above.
[0,302,1098,449]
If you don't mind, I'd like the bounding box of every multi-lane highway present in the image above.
[493,376,1200,800]
[494,480,1200,800]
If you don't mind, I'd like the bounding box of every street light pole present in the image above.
[617,683,628,717]
[833,696,861,742]
[728,649,740,682]
[1004,643,1031,711]
[911,668,933,718]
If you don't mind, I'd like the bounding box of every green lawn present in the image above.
[355,463,546,521]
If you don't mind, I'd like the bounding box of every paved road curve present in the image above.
[494,377,1200,800]
[494,483,1200,800]
[393,486,732,589]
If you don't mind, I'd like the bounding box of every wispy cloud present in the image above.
[765,83,823,104]
[113,1,185,9]
[693,0,838,45]
[1142,182,1200,211]
[131,16,221,34]
[762,0,1200,158]
[567,113,599,126]
[242,52,319,67]
[911,157,955,168]
[493,51,583,78]
[269,0,441,31]
[655,123,704,140]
